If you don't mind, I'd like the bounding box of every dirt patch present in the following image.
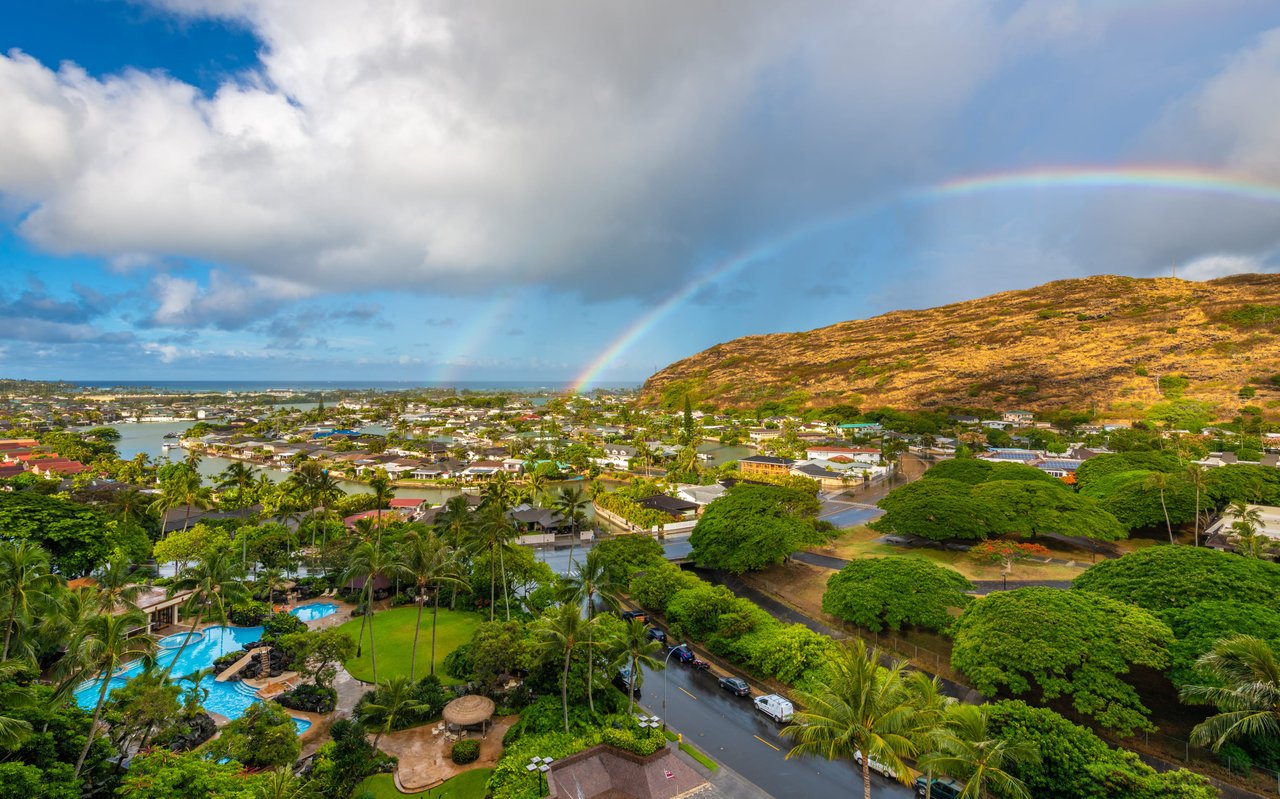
[379,714,517,792]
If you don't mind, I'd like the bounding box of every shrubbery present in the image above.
[277,683,337,714]
[262,610,307,642]
[630,562,833,684]
[822,556,973,633]
[227,601,269,626]
[451,739,480,764]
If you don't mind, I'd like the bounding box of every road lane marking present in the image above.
[679,686,698,700]
[754,735,781,751]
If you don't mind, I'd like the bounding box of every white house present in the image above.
[1002,410,1035,424]
[804,446,880,464]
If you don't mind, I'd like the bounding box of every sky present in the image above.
[4,0,1280,386]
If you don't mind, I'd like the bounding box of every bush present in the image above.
[822,556,973,633]
[228,601,269,626]
[451,739,481,764]
[262,610,307,642]
[277,683,337,714]
[443,642,475,681]
[600,725,665,756]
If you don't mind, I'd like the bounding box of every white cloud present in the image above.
[0,0,1038,301]
[1179,253,1272,280]
[146,270,314,329]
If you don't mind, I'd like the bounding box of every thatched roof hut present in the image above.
[443,695,495,732]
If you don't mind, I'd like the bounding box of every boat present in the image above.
[163,432,180,439]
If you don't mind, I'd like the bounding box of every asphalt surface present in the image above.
[636,658,915,799]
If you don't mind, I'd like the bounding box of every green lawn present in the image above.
[336,606,483,685]
[354,769,492,799]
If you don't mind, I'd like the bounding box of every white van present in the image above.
[754,694,794,723]
[855,750,898,779]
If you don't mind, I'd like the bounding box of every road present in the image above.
[636,658,915,798]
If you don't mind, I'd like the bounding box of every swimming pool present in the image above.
[73,624,312,735]
[290,602,339,622]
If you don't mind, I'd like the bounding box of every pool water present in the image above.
[73,623,312,735]
[290,602,339,622]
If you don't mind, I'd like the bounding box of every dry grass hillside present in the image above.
[639,273,1280,419]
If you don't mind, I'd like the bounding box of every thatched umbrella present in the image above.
[443,694,496,736]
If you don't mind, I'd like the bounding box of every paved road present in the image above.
[636,659,914,799]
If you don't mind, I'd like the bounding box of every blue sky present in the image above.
[4,1,1280,386]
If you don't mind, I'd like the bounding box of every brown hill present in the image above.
[639,273,1280,419]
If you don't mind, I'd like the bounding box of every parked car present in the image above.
[670,644,695,664]
[753,694,795,723]
[621,610,648,623]
[718,676,751,697]
[645,627,667,644]
[914,777,963,799]
[614,665,640,696]
[854,750,897,779]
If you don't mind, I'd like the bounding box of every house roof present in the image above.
[639,494,699,514]
[739,455,795,466]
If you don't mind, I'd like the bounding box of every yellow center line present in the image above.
[754,735,781,751]
[679,686,698,700]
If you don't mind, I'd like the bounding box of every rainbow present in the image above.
[569,163,1280,394]
[429,293,518,385]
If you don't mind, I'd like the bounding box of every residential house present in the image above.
[738,455,795,477]
[804,446,880,464]
[1002,410,1035,424]
[638,494,699,520]
[675,483,728,507]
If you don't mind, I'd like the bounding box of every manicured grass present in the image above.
[679,742,719,771]
[821,527,1088,581]
[336,606,484,685]
[354,769,492,799]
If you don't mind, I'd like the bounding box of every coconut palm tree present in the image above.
[402,530,468,680]
[359,675,425,751]
[257,767,305,799]
[906,671,955,799]
[0,541,59,661]
[1185,463,1206,547]
[482,471,515,511]
[473,502,516,621]
[918,704,1037,799]
[72,609,155,777]
[217,461,256,498]
[1182,634,1280,751]
[183,447,203,472]
[179,666,215,719]
[367,469,395,527]
[435,495,475,610]
[562,550,625,712]
[551,487,590,575]
[255,567,290,603]
[90,554,142,613]
[342,539,411,683]
[165,550,251,678]
[526,470,549,504]
[781,639,919,799]
[611,618,664,717]
[150,466,211,536]
[537,603,598,733]
[0,659,35,749]
[1143,471,1175,544]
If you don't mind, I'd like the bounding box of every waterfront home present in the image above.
[738,455,794,477]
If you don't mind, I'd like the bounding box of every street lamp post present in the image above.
[526,756,553,796]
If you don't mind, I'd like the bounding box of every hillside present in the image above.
[640,273,1280,419]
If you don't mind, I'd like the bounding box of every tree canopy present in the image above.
[986,700,1216,799]
[873,474,1124,542]
[821,556,973,633]
[0,491,121,575]
[690,484,823,573]
[1072,545,1280,612]
[925,459,1061,486]
[1161,600,1280,689]
[951,587,1172,734]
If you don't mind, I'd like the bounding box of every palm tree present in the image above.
[403,530,468,680]
[435,496,475,610]
[482,471,515,511]
[537,603,597,733]
[179,666,215,719]
[72,609,155,777]
[183,447,203,471]
[919,704,1037,799]
[257,767,305,799]
[551,487,590,575]
[1186,464,1206,547]
[0,659,35,749]
[1143,472,1175,544]
[782,639,919,799]
[91,555,142,613]
[526,470,549,504]
[342,539,411,683]
[473,503,516,621]
[368,469,395,527]
[217,460,256,496]
[1182,634,1280,751]
[165,550,251,677]
[360,675,425,751]
[906,671,955,799]
[150,466,211,536]
[612,618,664,716]
[562,550,624,712]
[255,567,289,603]
[0,541,59,661]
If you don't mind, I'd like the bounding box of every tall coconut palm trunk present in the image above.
[411,584,426,682]
[561,648,572,733]
[430,587,441,677]
[74,672,112,778]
